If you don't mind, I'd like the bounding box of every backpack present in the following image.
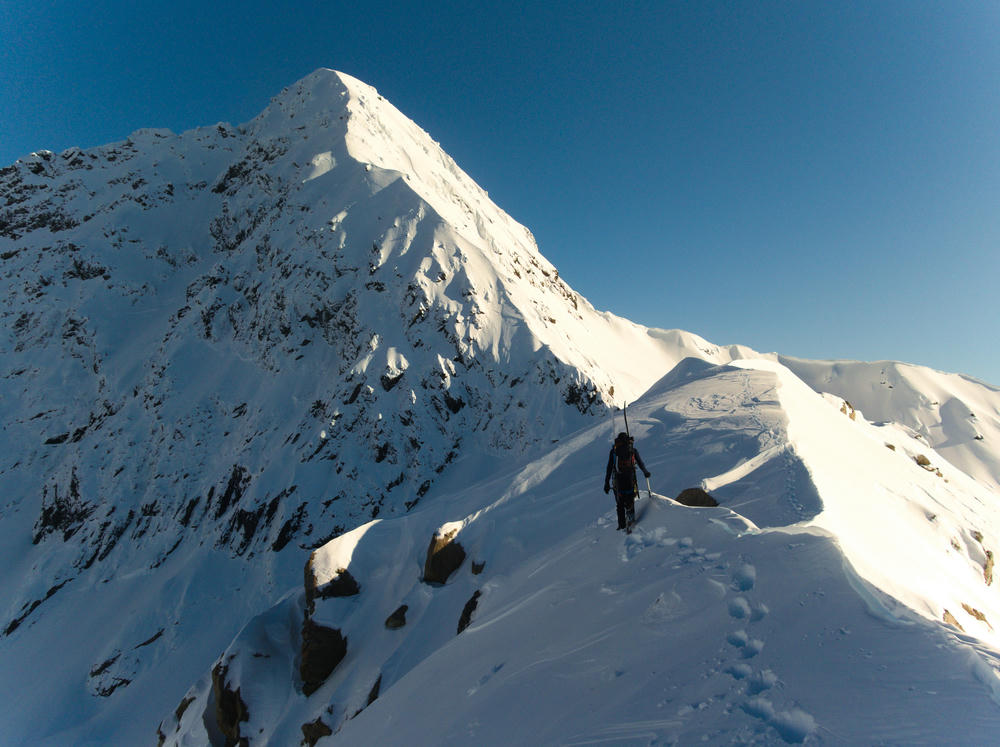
[614,434,635,475]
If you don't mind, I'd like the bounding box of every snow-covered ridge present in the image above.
[0,67,757,743]
[1,68,999,744]
[162,357,1000,745]
[777,355,1000,491]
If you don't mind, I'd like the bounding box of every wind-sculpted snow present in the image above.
[164,358,1000,745]
[3,69,1000,744]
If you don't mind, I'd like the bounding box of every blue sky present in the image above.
[3,1,998,384]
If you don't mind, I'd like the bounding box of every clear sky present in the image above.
[2,1,998,385]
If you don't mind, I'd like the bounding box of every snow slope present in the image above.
[1,69,999,744]
[164,358,1000,745]
[777,356,1000,492]
[0,69,751,744]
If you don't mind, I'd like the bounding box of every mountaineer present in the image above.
[604,431,650,531]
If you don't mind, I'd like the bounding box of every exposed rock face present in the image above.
[300,619,348,696]
[212,662,249,747]
[962,603,991,628]
[943,609,965,632]
[423,528,466,584]
[675,488,719,507]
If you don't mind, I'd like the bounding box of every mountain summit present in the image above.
[2,68,734,561]
[0,68,748,741]
[2,70,999,744]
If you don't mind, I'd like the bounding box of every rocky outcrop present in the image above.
[212,662,249,747]
[423,528,466,584]
[962,603,992,629]
[298,547,356,697]
[943,609,965,632]
[300,619,347,696]
[675,488,719,507]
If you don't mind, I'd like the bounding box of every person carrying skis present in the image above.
[604,432,651,530]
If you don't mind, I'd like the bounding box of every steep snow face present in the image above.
[0,67,753,577]
[163,358,1000,746]
[239,69,742,400]
[0,69,752,743]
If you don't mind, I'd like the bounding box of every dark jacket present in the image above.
[605,444,649,489]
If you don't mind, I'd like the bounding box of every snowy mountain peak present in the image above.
[3,70,1000,744]
[241,68,541,268]
[1,72,728,727]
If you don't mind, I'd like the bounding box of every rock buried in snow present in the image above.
[316,568,360,599]
[675,488,719,507]
[303,552,360,615]
[458,590,482,634]
[301,717,333,746]
[300,619,347,696]
[366,675,382,706]
[423,528,466,584]
[385,604,408,629]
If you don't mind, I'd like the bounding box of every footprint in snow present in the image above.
[740,638,765,659]
[620,525,677,562]
[747,669,778,696]
[715,555,810,742]
[728,597,752,619]
[466,663,504,697]
[732,563,756,591]
[727,629,750,648]
[727,596,769,622]
[725,663,753,680]
[741,697,816,744]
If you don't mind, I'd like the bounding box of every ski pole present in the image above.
[646,475,653,500]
